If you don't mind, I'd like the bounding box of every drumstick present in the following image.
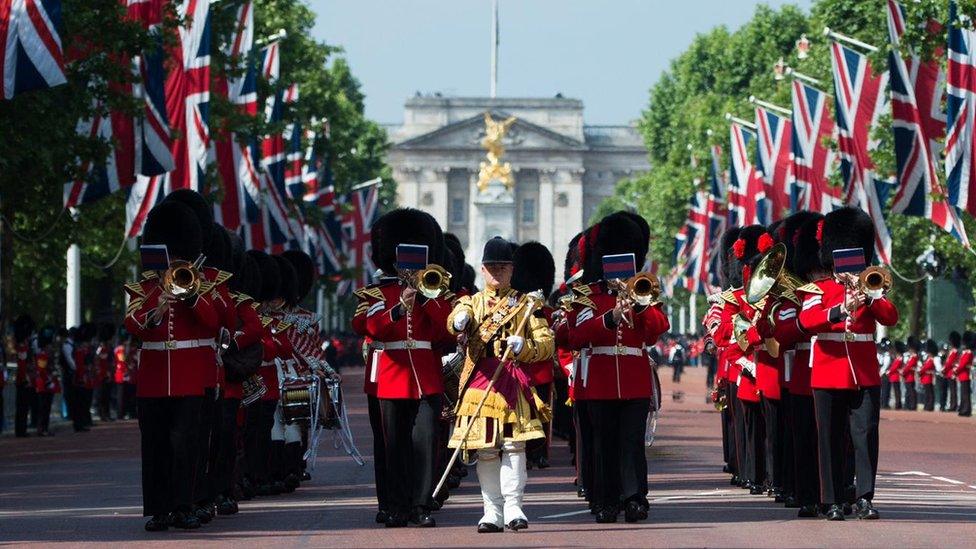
[432,294,540,500]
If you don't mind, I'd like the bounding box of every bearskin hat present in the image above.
[793,215,826,280]
[142,201,202,261]
[461,264,477,294]
[273,255,299,306]
[444,233,466,292]
[512,241,555,295]
[98,322,115,343]
[925,339,939,355]
[781,211,823,269]
[371,208,445,275]
[620,212,651,248]
[233,253,263,298]
[281,250,315,302]
[564,231,584,281]
[720,227,742,288]
[247,250,280,302]
[203,225,232,272]
[767,220,785,244]
[949,330,962,348]
[227,230,245,277]
[894,340,906,354]
[819,206,875,268]
[907,335,921,352]
[735,225,774,268]
[13,314,35,344]
[37,326,55,348]
[582,211,648,283]
[964,331,976,350]
[162,189,214,248]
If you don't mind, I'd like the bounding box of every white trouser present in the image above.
[476,441,527,527]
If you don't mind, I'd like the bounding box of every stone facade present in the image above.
[385,96,649,268]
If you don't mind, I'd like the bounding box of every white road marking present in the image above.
[932,476,965,485]
[538,509,592,519]
[890,471,930,476]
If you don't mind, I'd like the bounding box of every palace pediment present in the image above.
[393,110,586,152]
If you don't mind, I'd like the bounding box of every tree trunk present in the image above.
[909,279,925,337]
[0,197,14,333]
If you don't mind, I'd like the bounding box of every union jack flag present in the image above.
[946,1,976,219]
[303,126,335,210]
[830,40,893,265]
[1,0,66,99]
[728,122,767,226]
[888,1,969,246]
[64,102,135,208]
[790,80,841,213]
[284,121,305,201]
[127,1,174,179]
[704,145,727,290]
[340,184,380,292]
[755,106,792,221]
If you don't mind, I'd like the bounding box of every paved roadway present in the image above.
[1,367,974,547]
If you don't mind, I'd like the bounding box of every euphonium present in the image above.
[162,255,205,299]
[746,243,803,305]
[414,264,451,299]
[858,266,892,299]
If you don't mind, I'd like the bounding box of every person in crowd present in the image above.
[14,314,38,437]
[920,339,938,412]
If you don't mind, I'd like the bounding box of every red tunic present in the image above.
[901,354,918,384]
[74,345,93,390]
[943,348,958,380]
[566,283,669,400]
[954,349,972,382]
[223,295,261,400]
[124,279,220,398]
[350,282,450,399]
[114,345,127,384]
[796,278,899,390]
[15,342,33,386]
[34,350,60,394]
[771,300,811,396]
[888,356,903,383]
[919,357,935,385]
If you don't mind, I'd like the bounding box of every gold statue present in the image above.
[477,112,517,192]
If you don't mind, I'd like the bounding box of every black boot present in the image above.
[825,504,845,521]
[410,508,436,528]
[144,514,170,532]
[171,509,202,529]
[855,498,879,520]
[506,518,528,531]
[797,504,819,518]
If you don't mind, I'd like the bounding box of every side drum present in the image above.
[280,376,319,424]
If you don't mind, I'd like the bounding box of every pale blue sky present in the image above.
[309,0,813,125]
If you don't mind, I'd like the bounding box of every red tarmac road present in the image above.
[1,367,974,547]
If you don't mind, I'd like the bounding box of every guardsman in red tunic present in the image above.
[901,337,920,411]
[566,212,669,524]
[709,228,742,485]
[795,207,898,521]
[920,339,938,411]
[511,242,557,471]
[124,201,219,531]
[73,325,96,431]
[94,324,116,422]
[350,208,450,528]
[34,327,59,436]
[888,341,905,409]
[941,331,961,412]
[13,314,38,437]
[775,213,824,517]
[956,332,974,417]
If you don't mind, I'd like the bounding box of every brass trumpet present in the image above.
[608,273,662,328]
[859,266,892,298]
[406,263,451,299]
[162,255,205,299]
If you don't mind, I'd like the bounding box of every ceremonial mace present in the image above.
[432,292,542,499]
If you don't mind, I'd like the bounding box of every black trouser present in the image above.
[378,395,442,514]
[735,393,761,484]
[586,398,650,510]
[124,383,138,419]
[959,380,972,416]
[890,382,902,410]
[936,377,948,411]
[366,395,389,512]
[210,393,240,501]
[779,391,795,497]
[61,369,74,419]
[948,379,959,411]
[704,355,717,390]
[15,384,37,436]
[813,387,880,504]
[904,383,917,410]
[720,388,732,469]
[922,384,935,411]
[671,363,683,383]
[790,394,820,506]
[244,400,277,484]
[98,380,115,419]
[552,376,573,441]
[138,396,205,516]
[761,395,783,490]
[575,400,594,498]
[726,383,740,476]
[193,388,218,504]
[37,392,54,433]
[527,382,552,463]
[880,378,891,409]
[72,387,93,430]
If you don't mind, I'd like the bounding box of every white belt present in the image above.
[382,339,432,351]
[795,343,811,350]
[816,333,874,343]
[261,361,276,367]
[142,338,215,351]
[591,345,644,357]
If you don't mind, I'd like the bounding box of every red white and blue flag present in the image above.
[829,40,893,265]
[340,184,380,292]
[1,0,67,99]
[728,122,767,226]
[946,1,976,219]
[754,106,792,221]
[790,80,841,214]
[64,103,135,208]
[704,145,727,291]
[887,0,969,247]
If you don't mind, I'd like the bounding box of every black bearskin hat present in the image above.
[620,212,651,251]
[894,340,906,354]
[793,215,825,281]
[512,241,555,295]
[371,208,445,275]
[820,206,875,268]
[565,231,584,281]
[281,250,316,302]
[444,233,466,292]
[907,335,921,352]
[163,189,214,247]
[142,201,202,261]
[781,211,823,271]
[247,250,280,302]
[964,331,976,350]
[203,225,232,272]
[583,211,648,283]
[720,227,742,288]
[949,330,962,348]
[925,339,938,355]
[273,255,299,306]
[767,220,785,243]
[227,230,245,277]
[98,322,115,343]
[734,225,774,270]
[461,264,477,294]
[233,253,263,298]
[13,314,35,344]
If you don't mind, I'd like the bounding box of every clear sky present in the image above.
[309,0,813,125]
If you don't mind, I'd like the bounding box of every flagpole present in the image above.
[784,67,823,86]
[66,244,81,329]
[350,177,383,191]
[255,28,287,47]
[823,26,879,53]
[725,113,756,131]
[748,96,792,116]
[490,0,498,98]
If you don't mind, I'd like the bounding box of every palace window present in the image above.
[521,197,536,225]
[450,197,466,224]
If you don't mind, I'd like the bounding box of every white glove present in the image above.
[453,310,470,331]
[506,335,525,355]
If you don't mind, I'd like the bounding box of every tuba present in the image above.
[746,243,804,305]
[858,266,892,299]
[162,255,205,299]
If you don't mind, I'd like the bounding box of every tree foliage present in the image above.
[0,0,390,329]
[602,0,976,338]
